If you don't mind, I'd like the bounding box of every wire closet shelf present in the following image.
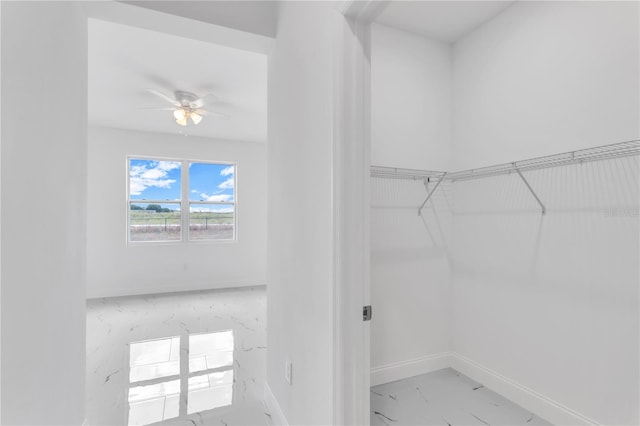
[448,139,640,181]
[370,166,445,181]
[370,140,640,216]
[371,140,640,181]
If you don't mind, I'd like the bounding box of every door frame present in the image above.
[333,2,388,424]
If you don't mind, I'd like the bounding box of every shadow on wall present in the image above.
[450,155,639,424]
[451,156,640,288]
[371,177,453,264]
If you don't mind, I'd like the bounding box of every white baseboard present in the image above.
[264,383,289,426]
[370,352,598,425]
[370,352,451,387]
[87,282,266,300]
[449,352,599,426]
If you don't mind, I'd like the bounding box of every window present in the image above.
[128,158,235,243]
[188,163,235,241]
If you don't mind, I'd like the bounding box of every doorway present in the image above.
[84,4,271,424]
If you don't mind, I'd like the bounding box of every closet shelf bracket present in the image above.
[514,166,546,215]
[418,172,446,216]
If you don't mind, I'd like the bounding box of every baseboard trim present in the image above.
[370,352,451,387]
[370,352,599,425]
[264,383,289,426]
[449,352,600,426]
[86,283,266,300]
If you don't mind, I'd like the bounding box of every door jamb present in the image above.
[333,2,388,424]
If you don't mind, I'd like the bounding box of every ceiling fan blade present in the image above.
[190,93,221,109]
[195,109,229,119]
[145,88,180,107]
[138,107,176,111]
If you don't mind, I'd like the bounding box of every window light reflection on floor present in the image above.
[189,330,234,373]
[127,330,235,426]
[188,370,234,414]
[128,379,180,426]
[129,336,181,382]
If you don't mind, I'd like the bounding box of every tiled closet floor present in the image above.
[371,368,552,426]
[86,286,267,426]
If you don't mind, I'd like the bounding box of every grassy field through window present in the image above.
[189,210,234,240]
[129,208,181,242]
[129,209,234,241]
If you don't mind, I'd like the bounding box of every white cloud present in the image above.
[156,161,181,172]
[189,206,234,213]
[220,166,234,176]
[218,177,234,189]
[130,164,147,176]
[130,177,176,196]
[141,168,166,179]
[129,180,147,196]
[191,189,198,193]
[129,160,180,195]
[198,192,233,202]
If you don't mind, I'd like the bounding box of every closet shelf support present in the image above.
[514,166,546,215]
[418,172,446,216]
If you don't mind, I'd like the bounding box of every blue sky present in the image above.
[189,162,234,202]
[129,159,234,209]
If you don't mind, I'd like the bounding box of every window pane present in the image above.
[189,204,234,240]
[129,159,181,201]
[189,163,234,203]
[130,203,181,242]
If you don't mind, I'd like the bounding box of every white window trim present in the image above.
[126,155,237,245]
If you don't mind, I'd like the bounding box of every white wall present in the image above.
[86,126,266,298]
[267,2,337,424]
[452,1,639,170]
[371,23,451,171]
[370,177,452,381]
[1,2,87,423]
[0,2,3,420]
[451,159,639,425]
[124,1,277,38]
[369,23,453,381]
[450,2,639,424]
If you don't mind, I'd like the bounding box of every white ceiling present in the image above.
[88,18,267,143]
[375,1,516,43]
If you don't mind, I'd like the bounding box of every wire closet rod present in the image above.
[447,139,640,181]
[370,140,639,216]
[370,166,445,180]
[370,140,639,181]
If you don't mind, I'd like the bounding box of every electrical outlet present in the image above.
[285,358,292,385]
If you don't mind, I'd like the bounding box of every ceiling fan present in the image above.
[144,89,228,126]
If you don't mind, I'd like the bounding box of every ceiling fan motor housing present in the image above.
[174,90,199,108]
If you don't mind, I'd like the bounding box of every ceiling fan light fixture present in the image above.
[175,115,188,126]
[173,108,187,121]
[190,112,203,125]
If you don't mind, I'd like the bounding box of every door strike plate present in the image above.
[363,305,372,321]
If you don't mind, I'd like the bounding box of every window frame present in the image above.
[126,156,237,245]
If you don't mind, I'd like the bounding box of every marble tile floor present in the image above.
[86,286,268,426]
[371,368,552,426]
